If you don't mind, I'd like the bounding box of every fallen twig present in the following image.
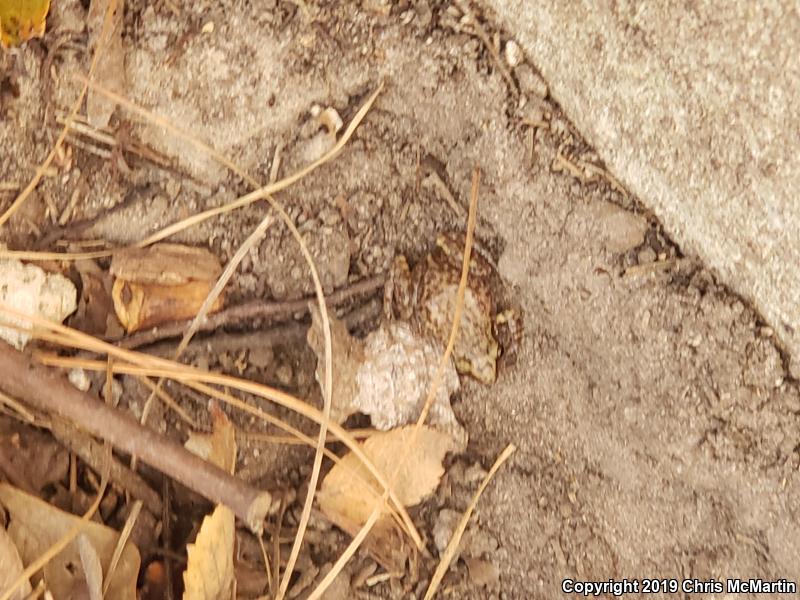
[145,298,382,360]
[117,275,385,349]
[0,341,273,533]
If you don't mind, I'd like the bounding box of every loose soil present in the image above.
[1,0,798,598]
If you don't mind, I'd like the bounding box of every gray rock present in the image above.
[490,1,800,375]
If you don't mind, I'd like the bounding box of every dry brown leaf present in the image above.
[110,243,225,333]
[0,483,139,600]
[316,426,456,572]
[87,0,127,127]
[0,524,31,600]
[319,426,457,524]
[182,505,235,600]
[182,405,236,600]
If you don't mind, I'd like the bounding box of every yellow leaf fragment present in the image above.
[182,505,235,600]
[0,0,50,48]
[0,483,139,600]
[182,406,237,600]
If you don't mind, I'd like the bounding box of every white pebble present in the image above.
[504,40,523,67]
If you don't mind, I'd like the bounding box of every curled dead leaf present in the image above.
[110,243,224,333]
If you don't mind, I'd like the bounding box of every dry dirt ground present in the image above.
[1,0,799,598]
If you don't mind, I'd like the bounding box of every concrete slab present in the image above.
[490,1,800,374]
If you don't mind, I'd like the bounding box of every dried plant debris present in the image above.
[182,405,236,600]
[307,305,465,447]
[318,426,459,571]
[0,257,77,349]
[0,483,140,599]
[110,243,224,333]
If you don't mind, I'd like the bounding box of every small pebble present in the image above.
[68,368,91,392]
[504,40,523,67]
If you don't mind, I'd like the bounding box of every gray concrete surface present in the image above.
[490,1,800,375]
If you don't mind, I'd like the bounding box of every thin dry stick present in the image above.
[307,168,481,599]
[411,169,478,434]
[0,456,110,600]
[257,533,273,592]
[240,429,374,446]
[0,341,272,533]
[272,205,332,600]
[0,0,120,229]
[0,389,35,422]
[22,580,46,600]
[423,444,516,599]
[0,248,113,261]
[136,375,198,429]
[118,275,384,349]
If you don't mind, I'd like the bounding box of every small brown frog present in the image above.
[385,232,507,384]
